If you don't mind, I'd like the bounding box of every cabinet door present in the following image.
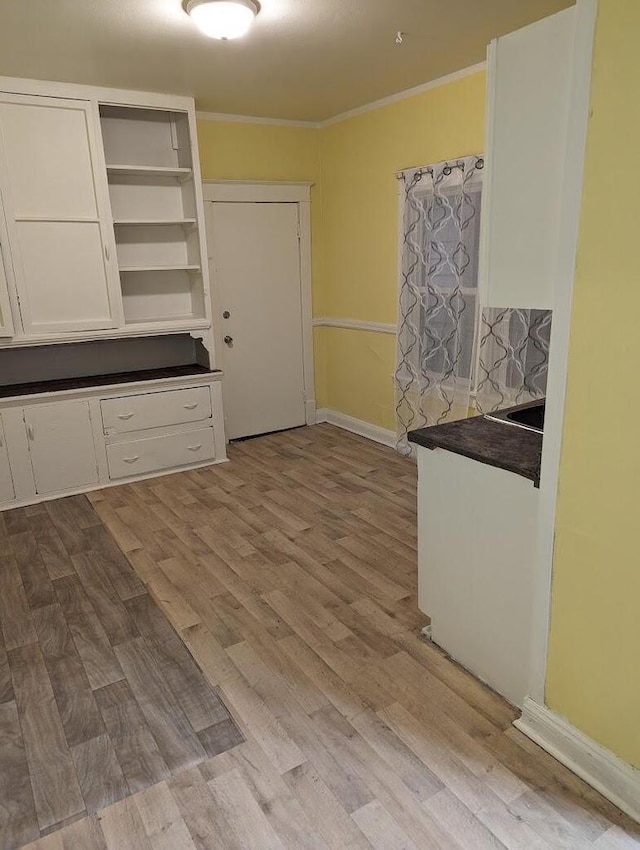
[0,416,15,503]
[0,94,120,335]
[24,401,99,495]
[0,240,14,338]
[479,8,575,309]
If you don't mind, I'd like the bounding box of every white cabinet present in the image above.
[479,8,575,309]
[0,94,120,334]
[101,385,211,435]
[106,426,215,480]
[417,446,539,707]
[0,81,214,347]
[0,242,14,338]
[24,400,99,495]
[0,374,226,510]
[0,416,14,503]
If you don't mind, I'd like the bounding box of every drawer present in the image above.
[101,386,211,435]
[106,426,215,480]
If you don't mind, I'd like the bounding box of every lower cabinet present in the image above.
[106,426,215,480]
[0,376,226,510]
[24,400,99,495]
[416,445,539,708]
[0,416,15,503]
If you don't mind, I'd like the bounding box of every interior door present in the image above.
[0,416,15,503]
[208,202,306,440]
[0,94,120,335]
[24,401,99,495]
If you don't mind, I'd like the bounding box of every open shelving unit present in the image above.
[113,218,197,226]
[106,165,193,180]
[99,106,207,327]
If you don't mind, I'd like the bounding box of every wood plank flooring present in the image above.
[5,423,640,848]
[0,496,243,850]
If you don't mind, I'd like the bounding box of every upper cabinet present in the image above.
[479,8,576,309]
[0,95,121,334]
[0,82,212,346]
[0,242,14,338]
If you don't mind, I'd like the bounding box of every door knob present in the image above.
[224,335,233,345]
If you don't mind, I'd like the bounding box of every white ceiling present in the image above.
[0,0,573,122]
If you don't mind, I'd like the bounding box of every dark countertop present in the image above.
[408,414,543,486]
[0,364,220,400]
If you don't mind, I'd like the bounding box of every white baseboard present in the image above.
[515,698,640,823]
[316,408,397,449]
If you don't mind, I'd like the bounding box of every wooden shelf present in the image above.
[113,219,197,227]
[119,264,201,273]
[107,165,193,179]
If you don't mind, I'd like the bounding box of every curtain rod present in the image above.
[395,157,484,180]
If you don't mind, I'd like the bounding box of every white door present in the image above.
[0,94,120,335]
[208,202,306,440]
[24,401,99,495]
[0,416,15,503]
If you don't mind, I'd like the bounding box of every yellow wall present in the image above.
[196,119,329,403]
[197,73,486,425]
[318,73,486,427]
[546,0,640,768]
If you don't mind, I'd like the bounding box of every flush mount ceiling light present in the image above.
[186,0,259,40]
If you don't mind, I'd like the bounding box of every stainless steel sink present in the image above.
[484,399,545,434]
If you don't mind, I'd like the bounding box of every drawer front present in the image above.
[101,386,212,435]
[107,426,215,480]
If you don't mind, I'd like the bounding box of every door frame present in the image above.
[202,181,316,427]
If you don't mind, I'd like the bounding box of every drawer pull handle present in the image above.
[118,413,135,420]
[184,403,199,410]
[187,444,202,452]
[123,456,139,464]
[27,424,35,441]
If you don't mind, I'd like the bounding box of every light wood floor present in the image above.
[15,424,640,849]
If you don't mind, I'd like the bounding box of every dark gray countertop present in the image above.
[0,364,220,400]
[408,415,543,486]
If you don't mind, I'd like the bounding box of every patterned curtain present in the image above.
[475,308,551,413]
[394,156,551,453]
[395,156,484,453]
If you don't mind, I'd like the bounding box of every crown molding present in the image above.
[195,110,319,128]
[195,61,486,130]
[318,62,486,127]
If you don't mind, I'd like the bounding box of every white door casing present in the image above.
[24,400,99,494]
[0,94,121,334]
[204,184,314,440]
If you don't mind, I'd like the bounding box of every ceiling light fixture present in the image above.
[186,0,259,40]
